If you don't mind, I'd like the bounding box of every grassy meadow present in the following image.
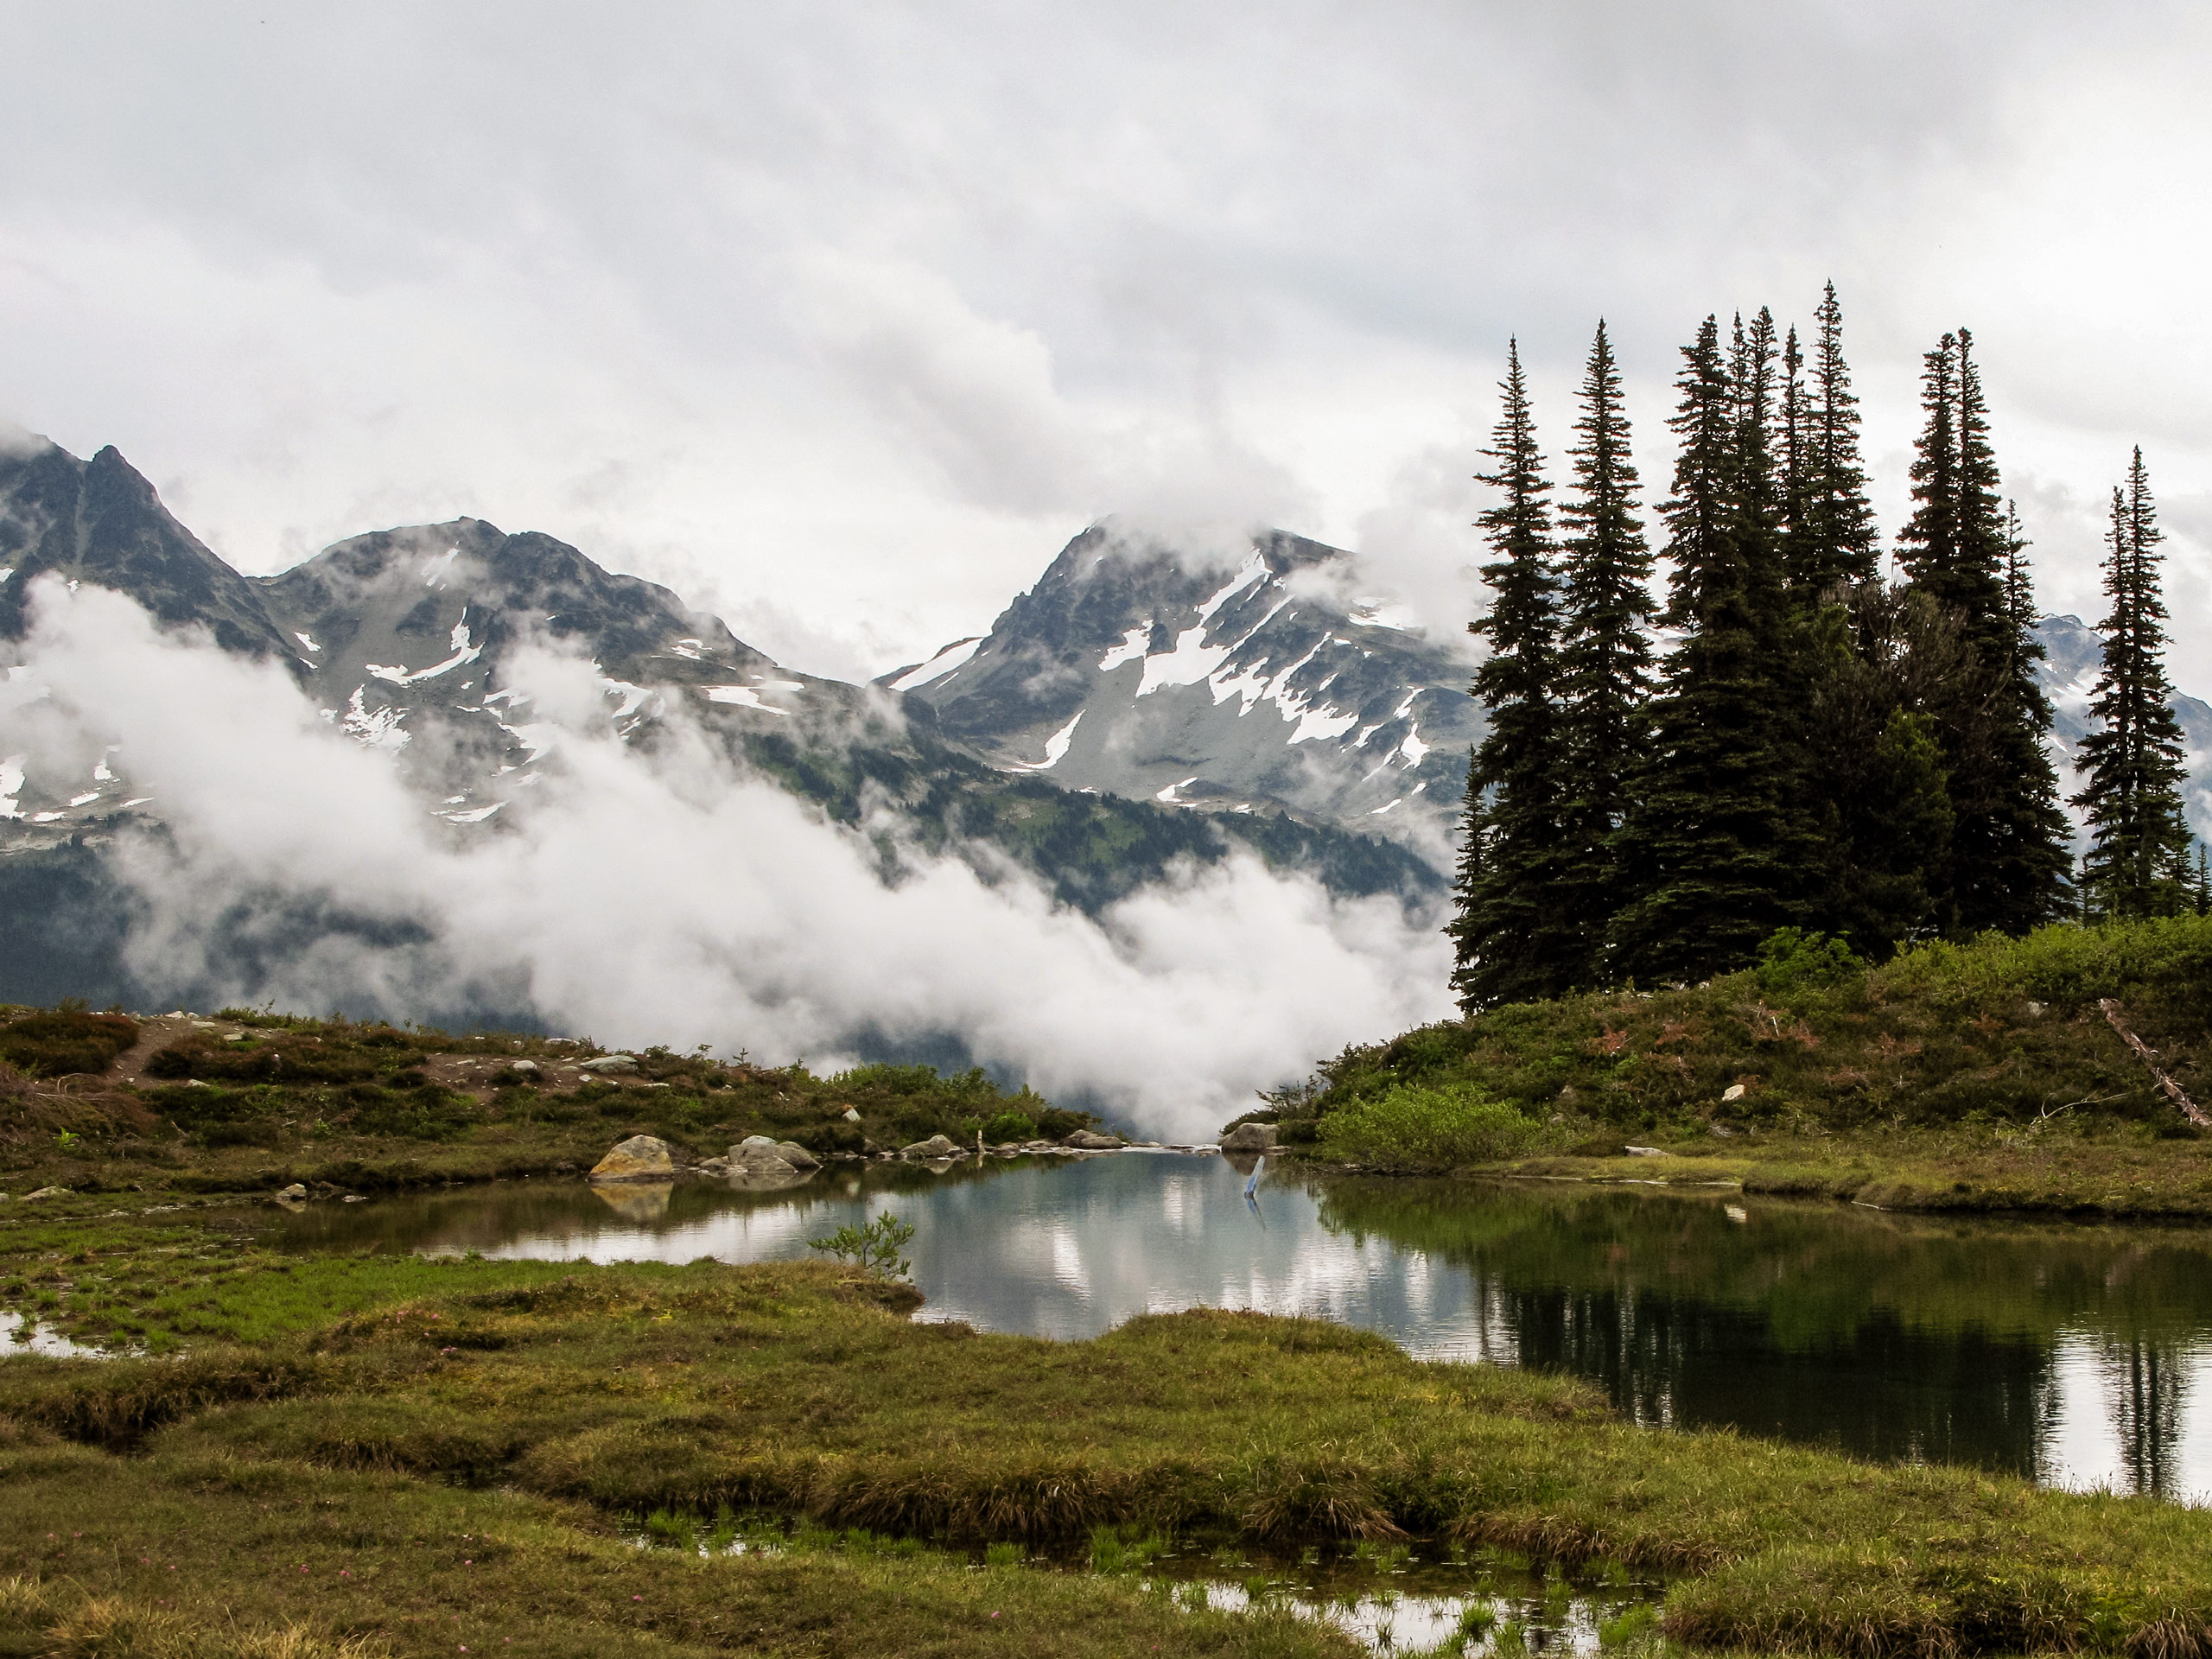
[1266,915,2212,1217]
[0,1004,1086,1203]
[4,1207,2212,1657]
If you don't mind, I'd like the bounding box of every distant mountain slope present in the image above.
[0,442,1436,960]
[879,520,1479,870]
[0,436,292,659]
[2036,613,2212,843]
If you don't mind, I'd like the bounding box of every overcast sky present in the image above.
[3,1,2208,684]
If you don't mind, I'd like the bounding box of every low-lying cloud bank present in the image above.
[2,580,1453,1140]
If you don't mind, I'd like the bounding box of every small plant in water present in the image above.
[1088,1525,1166,1575]
[807,1211,915,1279]
[705,1504,739,1554]
[643,1509,697,1552]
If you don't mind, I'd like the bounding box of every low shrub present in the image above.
[975,1110,1038,1143]
[0,1008,138,1077]
[1316,1085,1557,1171]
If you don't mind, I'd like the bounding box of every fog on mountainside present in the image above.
[0,437,1453,1137]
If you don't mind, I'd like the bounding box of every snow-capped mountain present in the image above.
[0,436,1435,925]
[878,520,1478,869]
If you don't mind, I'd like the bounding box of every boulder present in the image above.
[1624,1145,1669,1158]
[579,1053,640,1075]
[590,1134,678,1182]
[22,1186,71,1201]
[1218,1122,1278,1153]
[899,1134,959,1160]
[511,1058,539,1075]
[1063,1128,1127,1150]
[273,1182,308,1202]
[774,1141,821,1171]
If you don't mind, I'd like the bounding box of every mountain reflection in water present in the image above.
[275,1153,2212,1500]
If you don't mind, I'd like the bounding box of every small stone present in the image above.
[842,1107,861,1122]
[1218,1122,1277,1153]
[341,1194,366,1203]
[511,1059,539,1075]
[1721,1084,1747,1103]
[589,1134,678,1182]
[579,1053,640,1075]
[1624,1146,1669,1158]
[22,1186,71,1201]
[274,1183,308,1202]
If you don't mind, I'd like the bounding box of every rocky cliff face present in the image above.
[880,520,1479,869]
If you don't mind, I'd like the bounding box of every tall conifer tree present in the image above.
[1450,341,1575,1009]
[1611,316,1806,981]
[2075,449,2192,919]
[1553,321,1655,982]
[1897,328,2069,933]
[1796,282,1879,594]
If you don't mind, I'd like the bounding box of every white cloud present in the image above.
[8,578,1452,1139]
[2,3,2203,688]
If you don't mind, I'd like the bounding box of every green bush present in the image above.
[1753,927,1864,995]
[976,1110,1037,1144]
[0,1007,138,1077]
[1317,1084,1557,1172]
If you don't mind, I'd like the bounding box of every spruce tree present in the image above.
[1795,282,1879,594]
[2075,449,2192,919]
[1897,328,2069,934]
[1611,316,1806,982]
[1552,320,1655,984]
[1449,341,1575,1009]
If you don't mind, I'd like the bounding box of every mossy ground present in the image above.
[0,1005,1088,1202]
[1279,915,2212,1216]
[0,1207,2209,1656]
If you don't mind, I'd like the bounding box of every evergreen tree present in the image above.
[1552,320,1656,983]
[1611,316,1807,982]
[1802,583,1960,954]
[1897,328,2070,934]
[2075,449,2192,919]
[1449,341,1575,1009]
[1786,282,1879,595]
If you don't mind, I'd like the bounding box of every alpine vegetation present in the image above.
[1443,287,2184,1008]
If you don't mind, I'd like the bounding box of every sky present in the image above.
[3,1,2209,686]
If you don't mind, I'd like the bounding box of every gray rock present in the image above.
[274,1182,308,1202]
[1624,1145,1669,1158]
[1063,1128,1127,1150]
[22,1186,72,1201]
[899,1134,959,1160]
[842,1107,861,1122]
[579,1053,640,1075]
[773,1141,821,1170]
[1218,1122,1278,1153]
[510,1058,539,1074]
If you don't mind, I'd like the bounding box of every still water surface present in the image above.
[278,1151,2212,1501]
